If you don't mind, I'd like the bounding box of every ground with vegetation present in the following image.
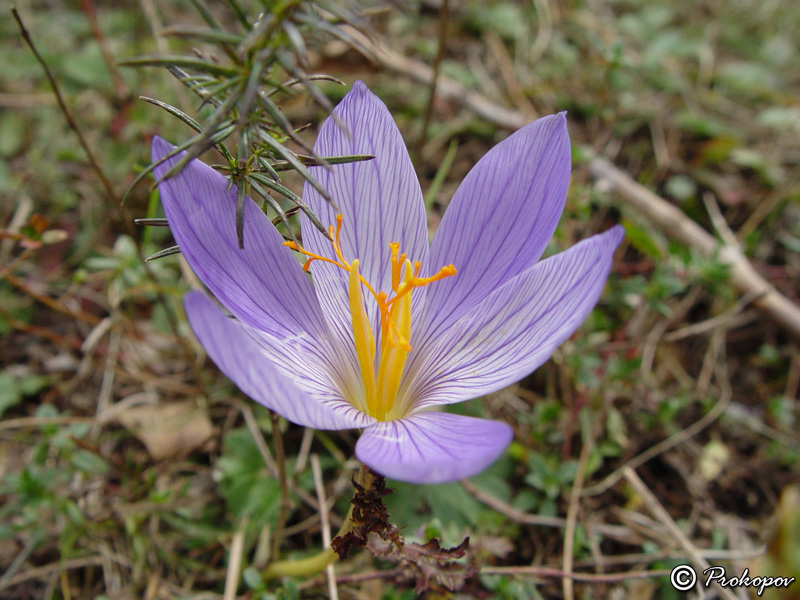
[1,1,799,599]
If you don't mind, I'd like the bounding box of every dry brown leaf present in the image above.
[116,400,213,460]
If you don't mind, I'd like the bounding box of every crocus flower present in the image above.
[152,81,623,485]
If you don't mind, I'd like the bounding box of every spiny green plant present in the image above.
[123,0,374,252]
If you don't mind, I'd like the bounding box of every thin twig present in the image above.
[241,404,279,474]
[342,25,528,131]
[0,556,130,592]
[240,403,330,516]
[0,305,88,352]
[570,547,765,569]
[92,327,120,438]
[59,570,72,600]
[563,425,596,600]
[80,0,131,101]
[335,569,404,584]
[12,7,119,206]
[311,455,338,600]
[0,194,32,260]
[528,0,553,65]
[622,467,739,600]
[703,191,739,249]
[583,385,732,497]
[138,0,192,112]
[640,286,703,380]
[295,427,314,474]
[485,30,537,121]
[461,479,566,527]
[223,526,246,600]
[270,410,292,562]
[416,0,448,153]
[0,416,97,431]
[590,158,800,339]
[13,6,188,349]
[460,479,636,542]
[662,304,758,342]
[0,248,36,283]
[481,565,672,583]
[5,272,102,325]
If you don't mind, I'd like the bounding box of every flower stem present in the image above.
[263,464,374,579]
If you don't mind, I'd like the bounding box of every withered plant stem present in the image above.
[270,410,292,562]
[416,0,449,154]
[12,6,120,210]
[12,6,190,354]
[80,0,131,101]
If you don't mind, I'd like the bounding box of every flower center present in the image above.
[284,215,456,421]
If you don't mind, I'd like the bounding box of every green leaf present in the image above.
[387,454,514,530]
[18,374,51,396]
[0,373,22,418]
[620,218,664,259]
[216,428,282,524]
[71,450,110,475]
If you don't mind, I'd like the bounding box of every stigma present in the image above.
[284,215,456,420]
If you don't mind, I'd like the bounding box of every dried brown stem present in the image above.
[0,556,130,592]
[481,565,672,583]
[80,0,131,101]
[270,410,293,562]
[461,479,636,543]
[311,455,339,600]
[342,25,528,131]
[223,526,246,600]
[0,304,87,352]
[623,467,739,600]
[416,0,449,153]
[12,7,188,351]
[5,272,102,325]
[590,158,800,339]
[583,383,731,497]
[12,7,120,207]
[562,425,596,600]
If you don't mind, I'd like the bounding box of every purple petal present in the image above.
[185,292,371,430]
[299,81,429,344]
[152,137,329,342]
[355,412,512,484]
[420,114,571,339]
[403,226,624,410]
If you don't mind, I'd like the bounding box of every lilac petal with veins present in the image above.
[355,411,513,484]
[401,226,624,412]
[420,114,571,340]
[299,81,430,345]
[152,137,330,344]
[185,292,371,430]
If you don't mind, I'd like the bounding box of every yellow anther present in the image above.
[284,214,457,420]
[389,242,401,290]
[348,260,376,415]
[374,259,414,420]
[330,215,348,267]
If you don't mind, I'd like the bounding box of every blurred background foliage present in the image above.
[1,0,799,598]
